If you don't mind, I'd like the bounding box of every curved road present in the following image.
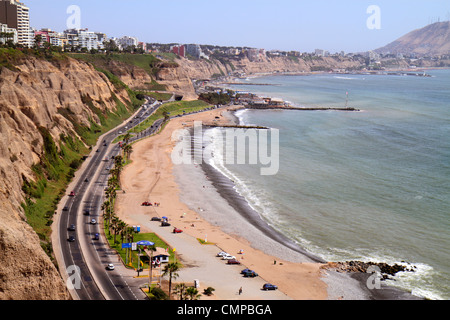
[56,98,163,300]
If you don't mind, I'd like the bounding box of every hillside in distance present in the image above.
[375,21,450,57]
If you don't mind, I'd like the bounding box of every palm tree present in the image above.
[123,144,133,161]
[174,283,187,300]
[186,287,201,300]
[162,262,180,300]
[123,133,132,145]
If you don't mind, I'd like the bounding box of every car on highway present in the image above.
[90,219,97,225]
[62,206,69,211]
[262,283,278,291]
[94,233,100,240]
[173,227,183,233]
[83,209,90,216]
[68,224,76,231]
[106,263,115,270]
[227,259,241,265]
[69,191,75,197]
[68,235,76,242]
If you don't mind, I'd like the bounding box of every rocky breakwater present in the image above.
[0,55,131,299]
[324,261,416,280]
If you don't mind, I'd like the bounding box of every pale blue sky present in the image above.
[27,0,450,53]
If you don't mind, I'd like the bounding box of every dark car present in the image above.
[161,221,171,227]
[141,202,152,206]
[83,209,90,216]
[243,270,258,278]
[151,217,161,221]
[94,233,100,240]
[68,236,76,242]
[262,283,278,291]
[68,224,76,231]
[62,206,69,211]
[227,259,241,265]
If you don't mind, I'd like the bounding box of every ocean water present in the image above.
[209,70,450,300]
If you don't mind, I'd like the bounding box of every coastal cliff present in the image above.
[0,54,134,300]
[151,54,362,100]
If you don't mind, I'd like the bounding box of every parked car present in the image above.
[243,270,258,278]
[161,221,171,227]
[90,219,97,225]
[173,228,183,233]
[151,217,161,221]
[68,236,76,242]
[217,251,228,257]
[94,233,100,240]
[227,259,241,265]
[106,263,115,270]
[222,254,236,260]
[68,224,76,231]
[141,202,152,206]
[262,283,278,291]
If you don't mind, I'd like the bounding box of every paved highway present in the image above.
[57,98,163,300]
[56,96,221,300]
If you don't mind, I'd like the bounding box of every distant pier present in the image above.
[244,105,361,112]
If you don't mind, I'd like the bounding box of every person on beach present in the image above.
[239,287,242,295]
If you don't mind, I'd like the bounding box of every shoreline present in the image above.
[115,104,421,300]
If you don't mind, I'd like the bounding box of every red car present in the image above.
[69,191,75,197]
[227,259,241,265]
[173,228,183,234]
[141,202,152,206]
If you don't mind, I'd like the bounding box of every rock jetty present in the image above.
[323,261,416,279]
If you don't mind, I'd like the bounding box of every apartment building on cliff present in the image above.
[0,0,31,46]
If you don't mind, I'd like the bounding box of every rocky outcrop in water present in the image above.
[323,261,416,279]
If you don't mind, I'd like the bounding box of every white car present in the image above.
[221,254,236,260]
[90,219,97,225]
[106,263,115,270]
[217,251,228,257]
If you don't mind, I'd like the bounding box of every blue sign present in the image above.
[136,240,155,246]
[121,243,132,249]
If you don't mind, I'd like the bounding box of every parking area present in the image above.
[128,214,291,300]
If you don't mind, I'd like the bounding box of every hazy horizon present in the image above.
[28,0,450,53]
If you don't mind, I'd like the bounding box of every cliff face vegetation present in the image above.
[0,53,136,300]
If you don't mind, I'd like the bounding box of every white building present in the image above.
[116,35,138,50]
[0,22,18,44]
[64,28,104,50]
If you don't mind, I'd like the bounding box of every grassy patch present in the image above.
[196,238,216,245]
[129,100,211,135]
[105,230,177,270]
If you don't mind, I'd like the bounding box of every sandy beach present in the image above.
[114,106,374,300]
